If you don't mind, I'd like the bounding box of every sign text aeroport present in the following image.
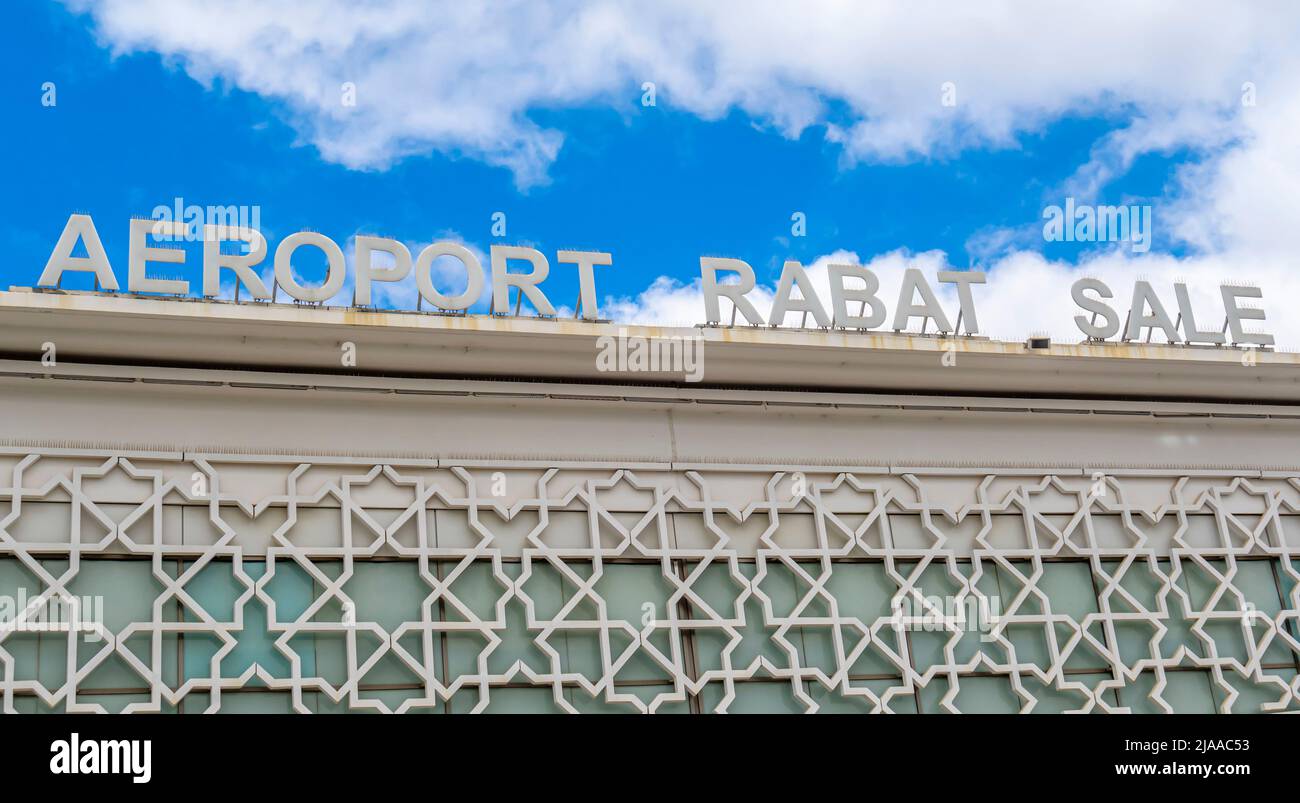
[36,213,1273,346]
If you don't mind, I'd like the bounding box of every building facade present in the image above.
[0,289,1298,713]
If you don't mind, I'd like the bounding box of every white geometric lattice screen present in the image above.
[1,451,1297,713]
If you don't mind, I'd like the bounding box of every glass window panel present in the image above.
[1210,668,1297,714]
[698,679,807,714]
[1117,670,1216,714]
[917,675,1019,714]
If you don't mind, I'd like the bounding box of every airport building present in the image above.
[0,288,1297,713]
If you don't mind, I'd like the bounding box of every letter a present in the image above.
[38,214,119,290]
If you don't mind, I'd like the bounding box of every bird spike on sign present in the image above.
[34,213,1271,346]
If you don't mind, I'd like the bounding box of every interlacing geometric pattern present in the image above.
[1,449,1298,713]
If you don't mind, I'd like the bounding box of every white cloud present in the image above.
[603,247,1300,348]
[66,0,1300,187]
[67,1,1300,345]
[1061,108,1241,203]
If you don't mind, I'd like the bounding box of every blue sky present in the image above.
[5,2,1298,341]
